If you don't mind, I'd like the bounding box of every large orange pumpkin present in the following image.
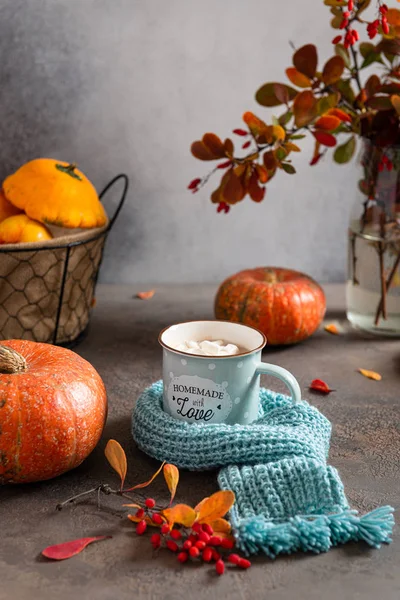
[215,267,326,345]
[0,340,107,484]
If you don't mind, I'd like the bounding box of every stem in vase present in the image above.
[374,250,400,326]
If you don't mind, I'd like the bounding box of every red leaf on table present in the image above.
[42,536,111,560]
[309,379,335,394]
[136,290,155,300]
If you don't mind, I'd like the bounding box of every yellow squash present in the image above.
[0,214,52,244]
[0,189,22,222]
[3,159,107,229]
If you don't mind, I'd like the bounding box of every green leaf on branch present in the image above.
[281,163,296,174]
[290,134,306,140]
[317,93,340,115]
[359,42,376,58]
[333,136,356,163]
[293,44,318,79]
[356,0,371,15]
[360,52,383,69]
[336,79,356,104]
[256,82,298,107]
[335,44,350,68]
[278,111,293,126]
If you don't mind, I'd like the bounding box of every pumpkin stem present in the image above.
[0,345,27,374]
[55,162,82,181]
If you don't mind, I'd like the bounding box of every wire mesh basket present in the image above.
[0,173,128,346]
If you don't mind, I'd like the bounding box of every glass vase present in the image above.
[347,140,400,336]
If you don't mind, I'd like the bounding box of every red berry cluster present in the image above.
[134,499,251,575]
[378,154,393,172]
[368,4,389,39]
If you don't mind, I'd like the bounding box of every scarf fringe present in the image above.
[235,506,395,558]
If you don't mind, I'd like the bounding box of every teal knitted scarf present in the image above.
[132,381,394,557]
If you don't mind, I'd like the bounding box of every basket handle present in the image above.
[99,173,129,230]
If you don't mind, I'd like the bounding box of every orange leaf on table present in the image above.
[324,323,340,335]
[136,290,155,300]
[128,514,160,526]
[286,67,312,88]
[125,461,165,492]
[293,44,318,79]
[104,439,127,490]
[209,518,232,535]
[162,504,197,528]
[42,536,111,561]
[312,131,337,147]
[358,369,382,381]
[163,463,179,505]
[309,379,335,394]
[314,115,341,131]
[195,490,235,524]
[322,55,345,85]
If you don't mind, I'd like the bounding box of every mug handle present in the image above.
[255,362,301,403]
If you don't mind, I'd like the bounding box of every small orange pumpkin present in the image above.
[0,214,52,244]
[0,189,22,222]
[0,340,107,484]
[3,159,107,229]
[215,267,326,345]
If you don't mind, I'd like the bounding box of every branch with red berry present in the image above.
[188,0,400,214]
[42,440,251,576]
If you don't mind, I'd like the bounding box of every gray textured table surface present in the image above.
[1,284,399,600]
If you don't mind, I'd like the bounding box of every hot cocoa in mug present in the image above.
[159,320,301,425]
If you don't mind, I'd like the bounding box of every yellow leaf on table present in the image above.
[128,514,159,526]
[162,504,197,528]
[125,461,165,492]
[195,490,235,524]
[163,464,179,505]
[136,290,155,300]
[210,518,232,535]
[358,369,382,381]
[324,323,340,335]
[104,440,127,490]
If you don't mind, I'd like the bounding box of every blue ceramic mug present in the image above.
[159,320,301,425]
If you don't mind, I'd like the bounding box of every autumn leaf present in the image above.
[255,82,298,107]
[285,67,312,88]
[358,369,382,381]
[191,133,228,161]
[309,379,335,394]
[312,131,337,147]
[391,95,400,115]
[128,514,160,526]
[210,518,232,535]
[293,90,318,127]
[42,536,111,560]
[293,44,318,79]
[314,115,341,131]
[327,108,352,123]
[163,463,179,505]
[324,323,340,335]
[136,290,155,300]
[162,504,197,528]
[105,440,127,490]
[195,490,235,524]
[322,55,345,85]
[125,461,165,492]
[247,171,265,202]
[242,112,268,137]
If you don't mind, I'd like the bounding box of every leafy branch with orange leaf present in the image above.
[45,440,250,575]
[188,0,400,214]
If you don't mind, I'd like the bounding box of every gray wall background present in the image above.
[0,0,359,284]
